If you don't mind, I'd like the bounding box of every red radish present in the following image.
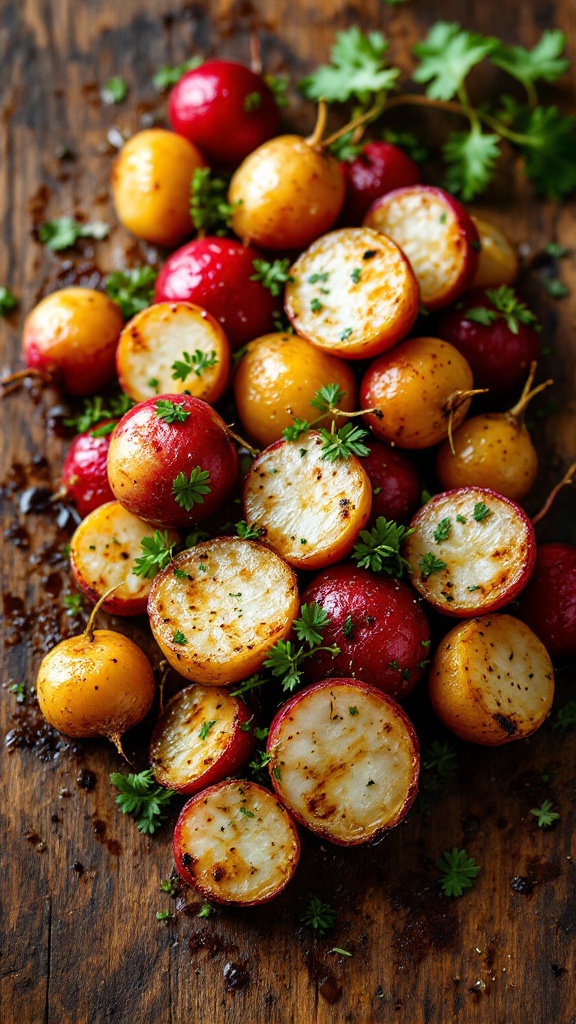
[284,227,419,359]
[116,301,230,405]
[168,61,280,166]
[22,287,123,396]
[106,394,238,528]
[364,185,480,309]
[361,442,421,525]
[403,487,536,618]
[430,614,554,745]
[154,238,280,350]
[301,565,430,699]
[515,543,576,659]
[242,430,372,570]
[149,684,255,794]
[59,422,116,516]
[469,216,519,290]
[437,286,541,394]
[69,501,180,616]
[340,141,421,224]
[147,537,300,685]
[173,780,300,905]
[267,679,419,846]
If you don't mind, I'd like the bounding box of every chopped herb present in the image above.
[293,602,331,647]
[282,417,310,442]
[352,517,413,577]
[544,242,569,258]
[308,272,329,284]
[310,382,346,413]
[153,57,203,91]
[310,297,323,312]
[349,706,359,715]
[190,167,239,236]
[155,398,190,424]
[199,720,217,741]
[133,530,177,579]
[472,501,491,522]
[197,901,216,919]
[38,216,109,251]
[340,327,353,341]
[160,878,178,896]
[264,74,289,107]
[250,258,294,296]
[330,947,353,956]
[433,517,451,542]
[0,286,18,316]
[467,584,481,592]
[239,806,256,818]
[343,615,354,639]
[62,593,83,617]
[243,90,262,111]
[541,277,569,298]
[89,421,116,438]
[173,567,191,580]
[419,553,448,577]
[110,769,175,834]
[10,682,26,703]
[366,779,375,787]
[319,422,370,461]
[101,76,128,104]
[301,896,337,936]
[436,847,480,897]
[156,910,171,922]
[171,349,218,382]
[173,630,187,645]
[530,800,559,828]
[172,468,211,510]
[236,520,262,540]
[300,538,307,545]
[351,267,362,283]
[272,764,282,781]
[421,740,457,791]
[456,514,467,524]
[466,286,541,335]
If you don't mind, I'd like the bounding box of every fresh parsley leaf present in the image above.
[465,306,499,327]
[299,27,399,106]
[492,30,569,92]
[381,129,429,163]
[530,799,559,828]
[172,468,211,510]
[328,130,365,162]
[352,517,413,577]
[264,74,289,108]
[38,216,109,251]
[466,286,540,334]
[197,901,216,919]
[160,877,178,896]
[243,91,262,112]
[544,242,569,259]
[110,769,175,834]
[0,286,18,316]
[239,805,255,818]
[263,640,305,693]
[247,749,273,783]
[436,848,480,897]
[10,682,26,703]
[236,520,262,540]
[472,501,491,522]
[318,423,370,461]
[101,76,128,104]
[171,349,218,382]
[104,266,157,319]
[155,398,190,424]
[310,383,346,413]
[132,530,177,579]
[156,910,171,922]
[190,168,239,235]
[541,277,569,298]
[412,22,497,102]
[282,418,310,442]
[418,553,447,577]
[433,518,451,543]
[310,297,323,313]
[199,720,217,741]
[173,629,187,645]
[250,258,294,296]
[513,104,576,202]
[293,602,330,647]
[153,56,203,91]
[301,896,337,936]
[89,420,116,438]
[62,593,83,617]
[443,124,501,200]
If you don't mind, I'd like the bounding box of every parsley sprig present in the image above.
[155,398,190,424]
[0,286,18,316]
[300,27,399,106]
[250,258,294,296]
[110,770,175,834]
[318,422,370,462]
[436,848,480,897]
[63,393,134,434]
[352,517,413,577]
[464,286,541,335]
[171,349,218,382]
[190,168,240,235]
[153,56,203,91]
[38,216,109,251]
[172,468,211,511]
[132,530,177,579]
[104,267,157,319]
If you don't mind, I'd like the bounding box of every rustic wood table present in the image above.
[1,1,575,1022]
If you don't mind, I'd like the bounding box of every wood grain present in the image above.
[1,2,575,1023]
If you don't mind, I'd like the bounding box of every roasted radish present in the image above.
[242,430,372,570]
[116,301,230,404]
[469,216,519,291]
[173,780,300,905]
[59,421,116,516]
[340,141,421,225]
[147,537,300,685]
[364,185,479,309]
[429,614,554,745]
[403,487,536,617]
[360,442,421,526]
[267,679,419,845]
[516,543,576,659]
[149,684,255,794]
[284,227,419,359]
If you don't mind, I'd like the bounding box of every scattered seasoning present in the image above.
[308,272,329,284]
[239,806,256,818]
[310,297,323,312]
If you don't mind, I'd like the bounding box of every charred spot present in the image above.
[494,713,517,735]
[181,853,193,867]
[363,249,377,260]
[212,866,225,881]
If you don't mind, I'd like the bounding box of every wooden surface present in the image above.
[1,2,576,1023]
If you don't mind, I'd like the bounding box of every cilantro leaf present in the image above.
[153,56,203,91]
[38,216,109,251]
[412,22,497,102]
[132,530,177,579]
[250,258,294,296]
[513,104,576,202]
[443,124,501,200]
[352,517,413,577]
[104,266,157,319]
[171,349,218,382]
[172,468,211,510]
[0,286,18,316]
[155,398,190,424]
[318,423,370,461]
[300,27,400,106]
[190,168,239,235]
[110,769,175,834]
[492,30,569,91]
[293,602,330,647]
[436,848,480,897]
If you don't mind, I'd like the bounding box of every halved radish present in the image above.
[364,186,479,309]
[70,500,180,616]
[468,216,519,291]
[284,227,419,359]
[147,537,300,685]
[173,780,300,905]
[242,431,372,570]
[267,679,419,846]
[403,487,536,617]
[429,614,554,745]
[116,301,230,404]
[149,684,255,793]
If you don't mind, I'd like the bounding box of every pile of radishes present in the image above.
[12,53,575,908]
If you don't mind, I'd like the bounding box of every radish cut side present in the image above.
[404,487,535,617]
[267,679,419,846]
[149,684,255,793]
[173,780,300,905]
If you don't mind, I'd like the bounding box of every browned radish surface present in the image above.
[243,431,372,569]
[429,614,554,745]
[149,684,255,793]
[404,487,536,616]
[284,227,419,358]
[116,301,230,404]
[364,186,479,308]
[147,537,300,684]
[70,500,179,616]
[267,679,419,845]
[173,780,300,905]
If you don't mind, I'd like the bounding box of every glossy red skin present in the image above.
[361,442,421,525]
[107,394,238,527]
[168,60,280,166]
[340,142,421,225]
[173,780,301,904]
[438,289,541,393]
[60,422,116,516]
[267,678,420,846]
[154,237,280,349]
[515,542,576,659]
[301,565,430,699]
[24,316,120,396]
[365,185,480,310]
[149,688,256,795]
